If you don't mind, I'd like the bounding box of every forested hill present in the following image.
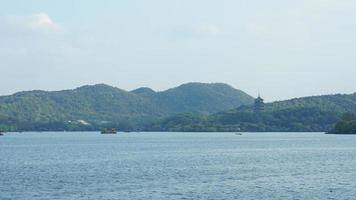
[237,93,356,113]
[0,83,254,131]
[136,82,254,114]
[149,93,356,132]
[218,93,356,131]
[2,83,354,132]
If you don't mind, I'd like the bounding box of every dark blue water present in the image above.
[1,132,356,200]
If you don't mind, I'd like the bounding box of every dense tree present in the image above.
[0,83,253,131]
[330,113,356,134]
[145,93,356,132]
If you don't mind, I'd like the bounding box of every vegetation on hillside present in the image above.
[149,83,254,114]
[147,108,340,132]
[146,93,356,132]
[0,83,254,131]
[329,113,356,134]
[0,83,355,132]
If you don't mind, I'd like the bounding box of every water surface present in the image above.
[1,132,356,200]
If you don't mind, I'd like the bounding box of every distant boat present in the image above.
[101,128,117,134]
[0,132,4,136]
[235,133,243,135]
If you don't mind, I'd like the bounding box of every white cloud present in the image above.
[26,13,60,31]
[0,13,76,59]
[1,12,61,34]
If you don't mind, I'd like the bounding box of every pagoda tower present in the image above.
[254,94,265,113]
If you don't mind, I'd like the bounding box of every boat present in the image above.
[101,128,117,134]
[0,132,4,136]
[235,133,243,135]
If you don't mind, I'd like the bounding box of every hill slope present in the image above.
[0,83,254,131]
[148,93,356,132]
[268,94,356,113]
[150,83,254,114]
[0,84,162,131]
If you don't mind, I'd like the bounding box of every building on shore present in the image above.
[254,95,265,113]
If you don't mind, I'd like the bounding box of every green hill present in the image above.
[150,83,254,114]
[329,113,356,134]
[148,93,356,132]
[3,82,353,132]
[255,94,356,113]
[0,84,161,131]
[131,87,156,97]
[0,83,254,131]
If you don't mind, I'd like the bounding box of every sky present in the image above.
[0,0,355,101]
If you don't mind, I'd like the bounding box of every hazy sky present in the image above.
[1,0,355,101]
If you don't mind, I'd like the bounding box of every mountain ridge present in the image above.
[0,82,254,131]
[2,83,355,132]
[148,92,356,132]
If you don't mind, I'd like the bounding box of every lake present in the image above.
[1,132,356,200]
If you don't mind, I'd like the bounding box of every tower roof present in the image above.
[256,96,264,101]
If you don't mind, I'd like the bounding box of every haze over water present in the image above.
[1,132,356,200]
